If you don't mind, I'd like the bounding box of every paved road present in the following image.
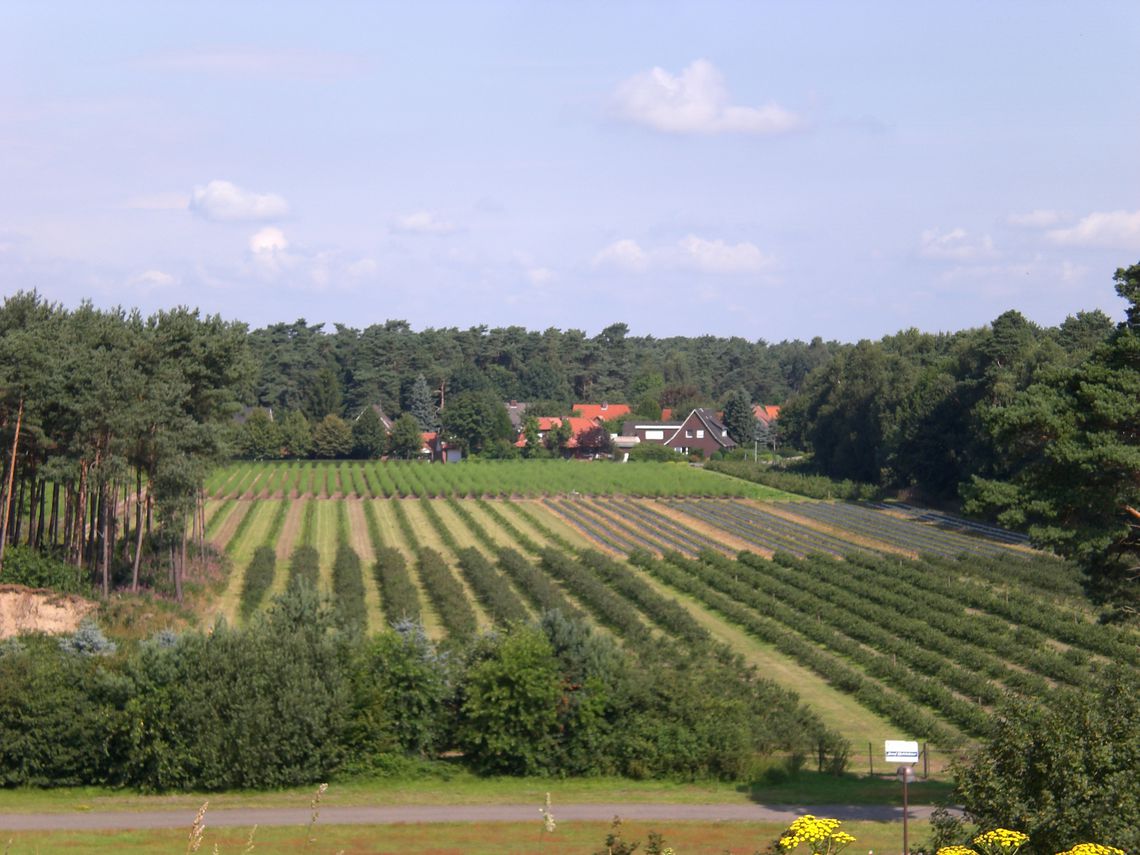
[0,803,951,832]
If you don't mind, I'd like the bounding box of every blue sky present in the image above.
[2,1,1138,341]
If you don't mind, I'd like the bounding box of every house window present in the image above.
[721,430,727,437]
[645,430,664,440]
[684,430,692,438]
[696,430,705,439]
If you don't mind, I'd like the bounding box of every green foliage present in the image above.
[406,373,440,431]
[0,545,85,593]
[442,389,514,454]
[456,625,562,775]
[288,544,320,587]
[629,443,680,462]
[351,406,388,459]
[0,639,127,786]
[239,545,277,619]
[388,413,424,459]
[722,388,757,446]
[345,622,450,765]
[123,581,348,790]
[238,408,280,459]
[954,667,1140,853]
[964,264,1140,603]
[277,409,313,458]
[311,414,353,459]
[707,459,881,500]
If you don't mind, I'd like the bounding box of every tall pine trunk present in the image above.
[0,397,24,573]
[131,472,144,592]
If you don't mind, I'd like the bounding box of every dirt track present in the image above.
[0,802,951,831]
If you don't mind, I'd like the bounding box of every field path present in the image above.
[213,503,274,626]
[344,499,384,633]
[0,802,947,831]
[207,501,248,551]
[624,557,899,757]
[267,501,304,601]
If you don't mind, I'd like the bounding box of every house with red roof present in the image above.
[572,402,631,424]
[753,404,780,425]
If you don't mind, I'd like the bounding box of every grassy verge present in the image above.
[0,771,954,815]
[0,817,930,855]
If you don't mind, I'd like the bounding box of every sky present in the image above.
[2,1,1139,342]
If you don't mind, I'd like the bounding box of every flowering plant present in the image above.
[776,815,856,855]
[1054,846,1126,855]
[972,829,1030,855]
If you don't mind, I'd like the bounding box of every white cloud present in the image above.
[248,227,293,277]
[249,227,288,254]
[190,180,289,222]
[1007,209,1065,228]
[594,239,649,272]
[675,235,771,273]
[391,211,457,235]
[595,235,770,275]
[919,227,996,261]
[1047,209,1140,249]
[527,267,554,285]
[613,59,800,136]
[124,192,189,211]
[127,269,177,291]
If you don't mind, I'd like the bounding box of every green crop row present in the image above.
[416,548,477,639]
[628,550,957,744]
[208,460,788,500]
[455,547,530,625]
[361,502,421,624]
[332,502,366,633]
[495,547,580,619]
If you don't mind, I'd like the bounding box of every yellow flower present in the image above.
[936,847,977,855]
[778,816,856,855]
[973,829,1030,855]
[1055,845,1126,855]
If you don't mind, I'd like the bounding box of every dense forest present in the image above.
[0,262,1136,607]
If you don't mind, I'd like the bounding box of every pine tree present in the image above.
[407,374,439,431]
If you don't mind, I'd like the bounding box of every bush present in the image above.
[1,545,85,593]
[628,443,681,463]
[954,667,1140,853]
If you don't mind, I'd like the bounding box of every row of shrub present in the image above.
[0,582,844,789]
[628,549,956,743]
[706,459,882,501]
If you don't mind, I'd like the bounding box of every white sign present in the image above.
[885,740,920,763]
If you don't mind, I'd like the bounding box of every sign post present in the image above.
[886,741,919,854]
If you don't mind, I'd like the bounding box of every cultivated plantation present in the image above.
[201,460,1136,760]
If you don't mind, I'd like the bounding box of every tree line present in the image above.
[0,294,249,597]
[778,263,1139,608]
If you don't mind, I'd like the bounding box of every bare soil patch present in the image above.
[646,499,762,556]
[0,585,96,638]
[208,502,251,552]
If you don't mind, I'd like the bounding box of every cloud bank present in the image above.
[595,235,772,274]
[613,59,800,136]
[190,180,289,222]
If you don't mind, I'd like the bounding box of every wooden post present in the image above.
[923,742,928,779]
[868,742,873,777]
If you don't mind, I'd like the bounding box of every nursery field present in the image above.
[202,465,1139,761]
[204,459,793,500]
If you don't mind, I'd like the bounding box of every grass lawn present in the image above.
[0,771,954,815]
[0,817,928,855]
